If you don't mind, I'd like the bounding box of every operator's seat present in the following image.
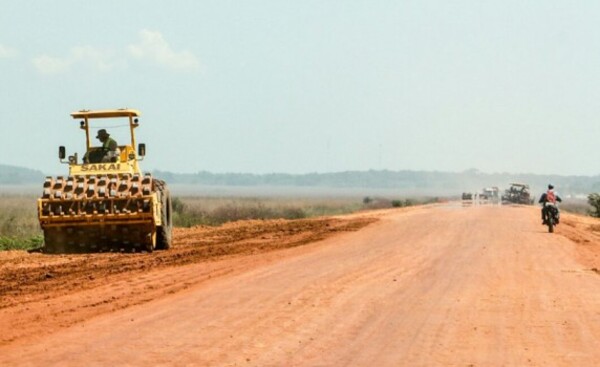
[85,147,105,163]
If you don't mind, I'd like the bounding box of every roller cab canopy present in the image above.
[71,109,141,119]
[70,108,143,162]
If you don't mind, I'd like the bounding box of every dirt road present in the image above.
[1,204,600,366]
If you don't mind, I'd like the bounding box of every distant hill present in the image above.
[153,169,600,197]
[0,164,45,185]
[2,164,598,197]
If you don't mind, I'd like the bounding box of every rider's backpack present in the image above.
[546,190,556,203]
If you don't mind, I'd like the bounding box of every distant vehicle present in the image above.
[502,183,532,205]
[462,187,499,202]
[480,187,500,201]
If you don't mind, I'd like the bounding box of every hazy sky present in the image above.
[1,1,599,176]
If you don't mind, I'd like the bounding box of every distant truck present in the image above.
[480,187,500,201]
[502,183,532,204]
[462,187,500,204]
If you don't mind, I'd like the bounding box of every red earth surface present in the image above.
[1,204,599,366]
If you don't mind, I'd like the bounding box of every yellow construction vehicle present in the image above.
[37,109,172,253]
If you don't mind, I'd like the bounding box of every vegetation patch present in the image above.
[171,196,440,228]
[588,193,600,218]
[0,236,44,251]
[171,196,364,227]
[560,199,594,216]
[0,195,42,251]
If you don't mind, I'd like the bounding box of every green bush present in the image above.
[362,196,434,210]
[391,200,403,208]
[280,207,307,219]
[0,235,44,251]
[588,193,600,218]
[172,197,186,214]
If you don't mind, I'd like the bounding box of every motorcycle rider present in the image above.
[539,184,562,225]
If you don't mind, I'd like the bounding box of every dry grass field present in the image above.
[0,194,42,250]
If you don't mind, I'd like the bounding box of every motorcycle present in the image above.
[543,202,560,233]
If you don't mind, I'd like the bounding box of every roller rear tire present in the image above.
[155,180,173,250]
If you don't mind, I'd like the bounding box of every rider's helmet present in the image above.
[548,184,554,190]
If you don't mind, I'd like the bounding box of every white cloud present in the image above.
[72,46,124,72]
[0,44,17,58]
[32,46,125,75]
[32,55,71,74]
[128,29,201,72]
[31,30,200,75]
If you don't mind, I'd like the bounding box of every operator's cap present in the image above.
[96,129,110,138]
